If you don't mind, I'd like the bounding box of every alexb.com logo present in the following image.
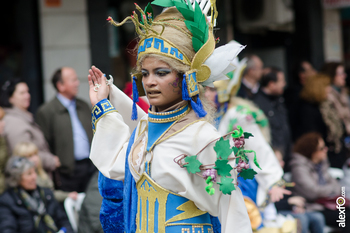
[336,187,346,227]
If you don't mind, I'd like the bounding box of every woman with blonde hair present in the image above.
[294,74,330,144]
[13,142,77,202]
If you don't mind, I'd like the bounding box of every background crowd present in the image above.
[0,55,349,232]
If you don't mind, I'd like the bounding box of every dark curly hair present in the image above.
[293,132,323,159]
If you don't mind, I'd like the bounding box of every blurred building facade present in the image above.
[1,0,350,112]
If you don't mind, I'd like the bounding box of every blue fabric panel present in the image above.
[147,121,174,151]
[98,173,124,232]
[124,128,138,233]
[237,176,258,203]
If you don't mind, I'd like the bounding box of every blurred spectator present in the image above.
[284,60,317,140]
[320,62,350,168]
[290,132,350,232]
[294,74,330,141]
[0,156,73,233]
[253,67,292,168]
[0,79,59,174]
[237,55,263,100]
[36,67,94,193]
[0,107,8,194]
[273,148,325,233]
[13,142,78,203]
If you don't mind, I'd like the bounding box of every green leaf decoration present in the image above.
[214,159,233,177]
[174,6,194,20]
[256,119,268,127]
[235,157,240,164]
[232,146,239,155]
[152,0,208,52]
[151,0,174,7]
[141,3,153,25]
[243,132,254,139]
[146,4,153,20]
[239,168,257,180]
[236,105,244,112]
[189,26,205,42]
[183,155,202,174]
[237,150,249,163]
[217,177,236,195]
[251,111,257,119]
[253,152,262,170]
[226,71,234,79]
[214,137,232,160]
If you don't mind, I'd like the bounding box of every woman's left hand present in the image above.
[88,66,110,106]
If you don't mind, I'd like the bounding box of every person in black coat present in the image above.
[0,156,73,233]
[253,67,292,168]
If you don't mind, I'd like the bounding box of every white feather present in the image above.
[201,41,246,87]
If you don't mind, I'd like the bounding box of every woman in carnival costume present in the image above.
[216,55,292,231]
[88,0,262,232]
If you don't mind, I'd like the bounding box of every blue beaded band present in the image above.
[91,99,117,134]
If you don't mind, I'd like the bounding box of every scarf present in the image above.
[17,188,58,233]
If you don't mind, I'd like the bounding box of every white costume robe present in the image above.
[89,84,252,233]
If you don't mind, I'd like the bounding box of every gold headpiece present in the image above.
[107,0,218,96]
[107,1,245,120]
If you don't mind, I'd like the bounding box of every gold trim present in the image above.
[166,223,212,226]
[166,200,207,224]
[191,31,215,83]
[148,108,190,123]
[137,120,148,139]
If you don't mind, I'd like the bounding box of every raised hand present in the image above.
[88,66,110,106]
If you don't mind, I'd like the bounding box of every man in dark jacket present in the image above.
[237,54,264,100]
[36,67,94,193]
[253,67,292,168]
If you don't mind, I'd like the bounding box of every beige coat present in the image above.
[290,152,341,211]
[3,107,56,173]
